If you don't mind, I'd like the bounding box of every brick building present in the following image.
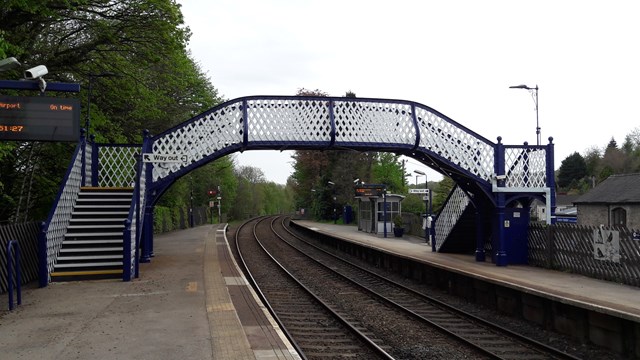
[573,173,640,228]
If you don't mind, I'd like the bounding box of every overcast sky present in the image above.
[178,0,639,185]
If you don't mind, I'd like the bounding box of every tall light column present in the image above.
[509,84,540,145]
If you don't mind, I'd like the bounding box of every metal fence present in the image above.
[529,222,640,287]
[1,222,40,294]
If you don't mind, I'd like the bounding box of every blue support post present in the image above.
[90,136,99,186]
[546,137,557,224]
[7,240,22,310]
[494,137,508,266]
[383,191,387,238]
[123,219,132,281]
[475,209,485,261]
[495,194,508,266]
[80,130,87,186]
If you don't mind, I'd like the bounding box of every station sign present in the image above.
[409,189,430,194]
[142,153,188,163]
[355,184,386,197]
[0,95,80,142]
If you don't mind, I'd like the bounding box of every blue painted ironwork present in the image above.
[39,95,557,285]
[38,134,86,287]
[7,240,22,310]
[0,80,80,92]
[434,186,470,251]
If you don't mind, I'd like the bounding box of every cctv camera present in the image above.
[24,65,48,79]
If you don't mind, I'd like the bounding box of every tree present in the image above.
[0,1,223,222]
[557,152,587,189]
[432,176,455,213]
[371,153,406,194]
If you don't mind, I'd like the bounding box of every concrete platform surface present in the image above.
[0,225,299,360]
[294,220,640,323]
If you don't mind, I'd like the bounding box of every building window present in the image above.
[611,207,627,227]
[377,200,399,222]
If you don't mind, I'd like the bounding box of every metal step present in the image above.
[60,247,122,252]
[67,224,124,230]
[65,232,122,237]
[54,261,123,268]
[71,211,129,216]
[61,239,122,245]
[57,255,122,261]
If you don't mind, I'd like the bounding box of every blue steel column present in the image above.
[475,208,485,261]
[140,131,153,263]
[494,137,508,266]
[546,137,556,224]
[123,219,132,280]
[80,130,87,186]
[90,135,99,186]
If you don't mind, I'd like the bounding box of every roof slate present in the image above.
[574,173,640,204]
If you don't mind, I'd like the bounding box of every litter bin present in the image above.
[343,205,352,224]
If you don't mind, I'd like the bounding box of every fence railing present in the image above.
[529,222,640,287]
[0,222,39,294]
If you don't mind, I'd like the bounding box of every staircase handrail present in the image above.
[123,153,145,281]
[7,240,22,310]
[38,135,87,287]
[433,185,470,251]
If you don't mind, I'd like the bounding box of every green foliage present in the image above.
[433,176,455,213]
[557,152,587,189]
[371,153,406,194]
[0,1,223,222]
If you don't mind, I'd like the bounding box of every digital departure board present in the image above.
[0,95,80,142]
[355,184,386,197]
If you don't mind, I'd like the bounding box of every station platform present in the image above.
[0,224,300,360]
[3,220,639,359]
[293,220,640,324]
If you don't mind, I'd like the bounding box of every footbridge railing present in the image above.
[148,96,504,193]
[40,96,555,284]
[39,133,142,286]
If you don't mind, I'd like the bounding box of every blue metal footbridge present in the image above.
[38,96,555,285]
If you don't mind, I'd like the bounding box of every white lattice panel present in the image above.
[504,147,547,188]
[333,100,416,145]
[84,142,92,185]
[247,98,331,143]
[434,186,470,251]
[98,146,139,187]
[46,146,84,277]
[415,107,494,181]
[152,100,244,181]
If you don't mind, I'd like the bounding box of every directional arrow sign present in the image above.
[409,189,430,194]
[142,153,188,163]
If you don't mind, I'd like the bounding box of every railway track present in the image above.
[235,217,394,360]
[238,217,576,359]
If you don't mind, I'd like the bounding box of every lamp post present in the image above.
[414,170,430,243]
[327,181,336,224]
[86,72,116,137]
[509,84,540,145]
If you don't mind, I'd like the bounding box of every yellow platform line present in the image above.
[51,269,123,277]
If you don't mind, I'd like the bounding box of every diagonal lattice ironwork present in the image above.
[150,96,515,186]
[98,145,139,187]
[415,107,495,181]
[504,146,547,188]
[333,100,416,146]
[434,186,470,251]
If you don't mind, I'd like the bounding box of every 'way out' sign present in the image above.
[143,153,188,163]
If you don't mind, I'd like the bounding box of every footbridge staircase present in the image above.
[38,96,555,286]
